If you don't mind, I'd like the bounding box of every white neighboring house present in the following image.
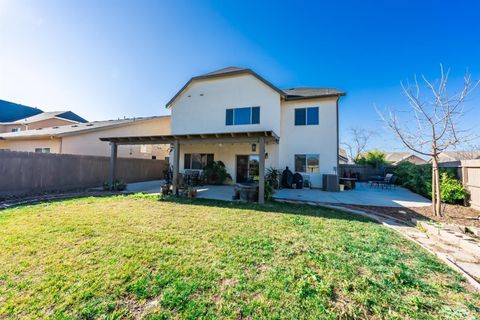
[166,67,345,188]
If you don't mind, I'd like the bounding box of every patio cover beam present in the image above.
[99,130,279,145]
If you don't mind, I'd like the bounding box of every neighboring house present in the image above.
[436,151,480,163]
[0,99,88,133]
[385,152,427,165]
[165,67,345,188]
[0,116,171,159]
[339,148,348,164]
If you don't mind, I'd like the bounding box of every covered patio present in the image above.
[100,130,279,204]
[125,180,431,208]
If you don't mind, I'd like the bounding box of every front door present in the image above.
[236,155,259,183]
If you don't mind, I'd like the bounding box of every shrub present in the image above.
[264,182,275,201]
[440,172,467,204]
[103,179,127,191]
[203,161,230,185]
[394,162,467,204]
[265,167,280,189]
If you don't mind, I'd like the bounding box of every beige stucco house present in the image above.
[0,116,171,159]
[385,152,427,165]
[164,67,345,188]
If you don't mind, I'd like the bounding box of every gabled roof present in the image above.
[384,152,427,165]
[438,151,480,162]
[13,111,87,124]
[0,99,43,122]
[0,116,169,140]
[166,67,346,108]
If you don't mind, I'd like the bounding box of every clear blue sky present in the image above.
[1,0,479,150]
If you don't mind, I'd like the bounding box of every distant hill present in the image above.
[0,99,43,122]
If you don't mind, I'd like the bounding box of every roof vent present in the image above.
[86,124,94,126]
[53,126,59,129]
[71,125,78,127]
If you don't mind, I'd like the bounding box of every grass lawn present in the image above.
[0,195,479,319]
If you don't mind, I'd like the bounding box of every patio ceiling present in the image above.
[99,130,279,145]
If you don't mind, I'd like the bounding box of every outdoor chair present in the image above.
[369,173,392,189]
[378,174,397,189]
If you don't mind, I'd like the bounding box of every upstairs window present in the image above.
[294,107,319,125]
[226,107,260,126]
[11,128,20,132]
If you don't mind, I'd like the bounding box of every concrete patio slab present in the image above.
[126,181,430,208]
[273,183,431,208]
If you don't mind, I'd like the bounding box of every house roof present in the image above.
[384,152,427,164]
[438,151,480,161]
[13,111,88,124]
[166,67,345,108]
[0,116,170,140]
[0,99,43,122]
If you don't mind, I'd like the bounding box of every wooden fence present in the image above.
[0,151,165,197]
[339,164,394,181]
[460,160,480,210]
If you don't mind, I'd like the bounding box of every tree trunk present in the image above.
[431,155,442,216]
[431,156,437,216]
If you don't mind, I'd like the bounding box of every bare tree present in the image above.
[341,127,375,163]
[378,65,478,216]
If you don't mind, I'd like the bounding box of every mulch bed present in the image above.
[339,203,480,228]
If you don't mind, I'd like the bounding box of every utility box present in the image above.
[322,174,339,192]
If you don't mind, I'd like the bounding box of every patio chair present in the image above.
[369,173,392,189]
[378,174,396,189]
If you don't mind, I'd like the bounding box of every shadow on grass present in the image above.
[157,195,379,225]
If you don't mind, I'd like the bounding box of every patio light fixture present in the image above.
[251,143,256,152]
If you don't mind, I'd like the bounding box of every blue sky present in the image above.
[1,0,479,151]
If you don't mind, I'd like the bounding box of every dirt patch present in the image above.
[337,203,480,228]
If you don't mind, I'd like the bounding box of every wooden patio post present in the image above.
[172,139,180,195]
[109,142,118,190]
[258,137,265,204]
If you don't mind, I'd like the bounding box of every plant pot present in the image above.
[339,184,345,192]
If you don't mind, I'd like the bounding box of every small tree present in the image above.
[341,127,375,163]
[356,150,387,167]
[379,65,478,216]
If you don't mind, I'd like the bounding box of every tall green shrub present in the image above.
[394,162,466,204]
[356,151,387,167]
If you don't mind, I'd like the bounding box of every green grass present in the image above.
[0,194,479,319]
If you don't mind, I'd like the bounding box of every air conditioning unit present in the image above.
[322,174,339,192]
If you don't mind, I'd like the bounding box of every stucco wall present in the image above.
[0,124,24,133]
[0,138,62,153]
[279,97,339,187]
[178,142,279,183]
[61,117,171,158]
[171,74,281,135]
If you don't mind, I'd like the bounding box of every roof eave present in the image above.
[165,69,285,109]
[284,93,346,101]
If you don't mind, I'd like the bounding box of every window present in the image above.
[35,148,50,154]
[294,154,319,173]
[184,153,214,169]
[294,107,319,125]
[11,128,20,132]
[226,106,260,125]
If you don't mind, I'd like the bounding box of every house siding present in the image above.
[171,74,281,135]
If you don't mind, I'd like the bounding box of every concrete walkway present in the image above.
[274,183,431,207]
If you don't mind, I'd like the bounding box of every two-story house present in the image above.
[166,67,345,187]
[102,67,345,202]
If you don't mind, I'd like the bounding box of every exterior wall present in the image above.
[171,74,282,135]
[0,117,171,159]
[61,117,171,158]
[178,142,279,183]
[0,138,61,153]
[279,97,339,187]
[400,155,427,165]
[25,118,75,130]
[0,124,25,133]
